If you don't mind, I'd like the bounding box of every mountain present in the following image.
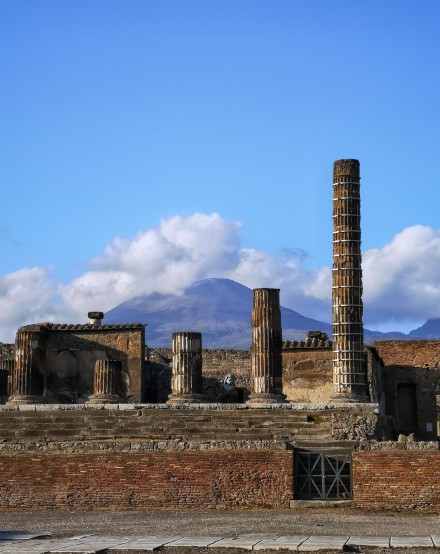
[408,318,440,339]
[104,277,435,348]
[105,278,332,348]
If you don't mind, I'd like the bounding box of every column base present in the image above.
[86,394,124,404]
[166,393,205,404]
[7,394,43,405]
[330,391,369,403]
[246,392,287,405]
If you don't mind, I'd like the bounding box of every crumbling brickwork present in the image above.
[0,450,293,510]
[353,450,440,509]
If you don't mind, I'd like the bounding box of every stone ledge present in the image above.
[0,402,380,412]
[0,438,289,453]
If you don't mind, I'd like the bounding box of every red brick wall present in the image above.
[372,340,440,367]
[353,451,440,509]
[0,450,293,510]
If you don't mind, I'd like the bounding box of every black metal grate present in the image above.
[295,451,352,500]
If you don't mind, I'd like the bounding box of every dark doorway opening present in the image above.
[397,383,417,435]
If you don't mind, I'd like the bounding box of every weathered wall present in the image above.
[44,325,146,403]
[353,449,440,510]
[372,341,440,440]
[150,348,335,403]
[282,350,332,403]
[0,450,292,511]
[373,340,440,367]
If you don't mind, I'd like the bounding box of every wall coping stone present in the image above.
[19,323,145,332]
[357,440,440,451]
[0,402,379,412]
[0,438,289,453]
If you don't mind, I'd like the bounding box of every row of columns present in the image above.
[1,289,367,405]
[168,288,286,404]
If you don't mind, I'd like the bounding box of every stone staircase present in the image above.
[0,406,334,445]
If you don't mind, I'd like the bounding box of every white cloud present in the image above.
[363,225,440,327]
[59,213,242,318]
[1,218,440,342]
[0,267,63,342]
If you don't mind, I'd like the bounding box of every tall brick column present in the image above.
[247,288,286,404]
[167,332,204,404]
[332,159,367,401]
[8,326,46,404]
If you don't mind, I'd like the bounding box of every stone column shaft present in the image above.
[247,288,286,403]
[88,359,124,404]
[332,159,366,400]
[0,359,13,400]
[9,327,45,404]
[167,332,204,403]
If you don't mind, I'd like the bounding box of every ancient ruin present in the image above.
[0,159,439,512]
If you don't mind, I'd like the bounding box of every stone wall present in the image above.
[0,450,292,510]
[149,348,335,403]
[372,341,440,440]
[43,325,146,403]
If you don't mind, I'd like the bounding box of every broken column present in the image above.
[88,359,124,404]
[247,288,286,403]
[332,159,367,401]
[167,332,204,404]
[8,326,46,404]
[0,359,13,401]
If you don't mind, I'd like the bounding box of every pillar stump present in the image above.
[87,359,124,404]
[8,326,45,404]
[247,288,286,404]
[332,159,367,401]
[167,332,204,404]
[0,359,13,402]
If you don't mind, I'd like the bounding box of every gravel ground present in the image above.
[0,507,439,538]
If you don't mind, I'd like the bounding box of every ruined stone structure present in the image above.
[332,159,366,401]
[248,288,286,404]
[0,159,439,512]
[167,332,204,404]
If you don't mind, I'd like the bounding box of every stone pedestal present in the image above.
[8,326,46,404]
[247,288,286,404]
[87,359,124,404]
[167,332,204,404]
[332,159,367,402]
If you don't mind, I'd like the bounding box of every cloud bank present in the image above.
[0,214,439,342]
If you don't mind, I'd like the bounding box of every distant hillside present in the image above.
[105,277,433,348]
[105,278,332,348]
[408,318,440,339]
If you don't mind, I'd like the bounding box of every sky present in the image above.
[1,0,440,342]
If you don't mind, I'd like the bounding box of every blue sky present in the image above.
[1,1,440,341]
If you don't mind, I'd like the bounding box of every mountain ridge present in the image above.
[105,278,435,348]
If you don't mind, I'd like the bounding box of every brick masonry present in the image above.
[353,450,440,509]
[372,341,440,440]
[1,445,440,510]
[0,450,292,510]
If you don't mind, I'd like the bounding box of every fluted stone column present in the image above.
[8,326,46,404]
[87,359,124,404]
[167,332,204,404]
[332,159,367,401]
[247,288,286,404]
[0,359,13,401]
